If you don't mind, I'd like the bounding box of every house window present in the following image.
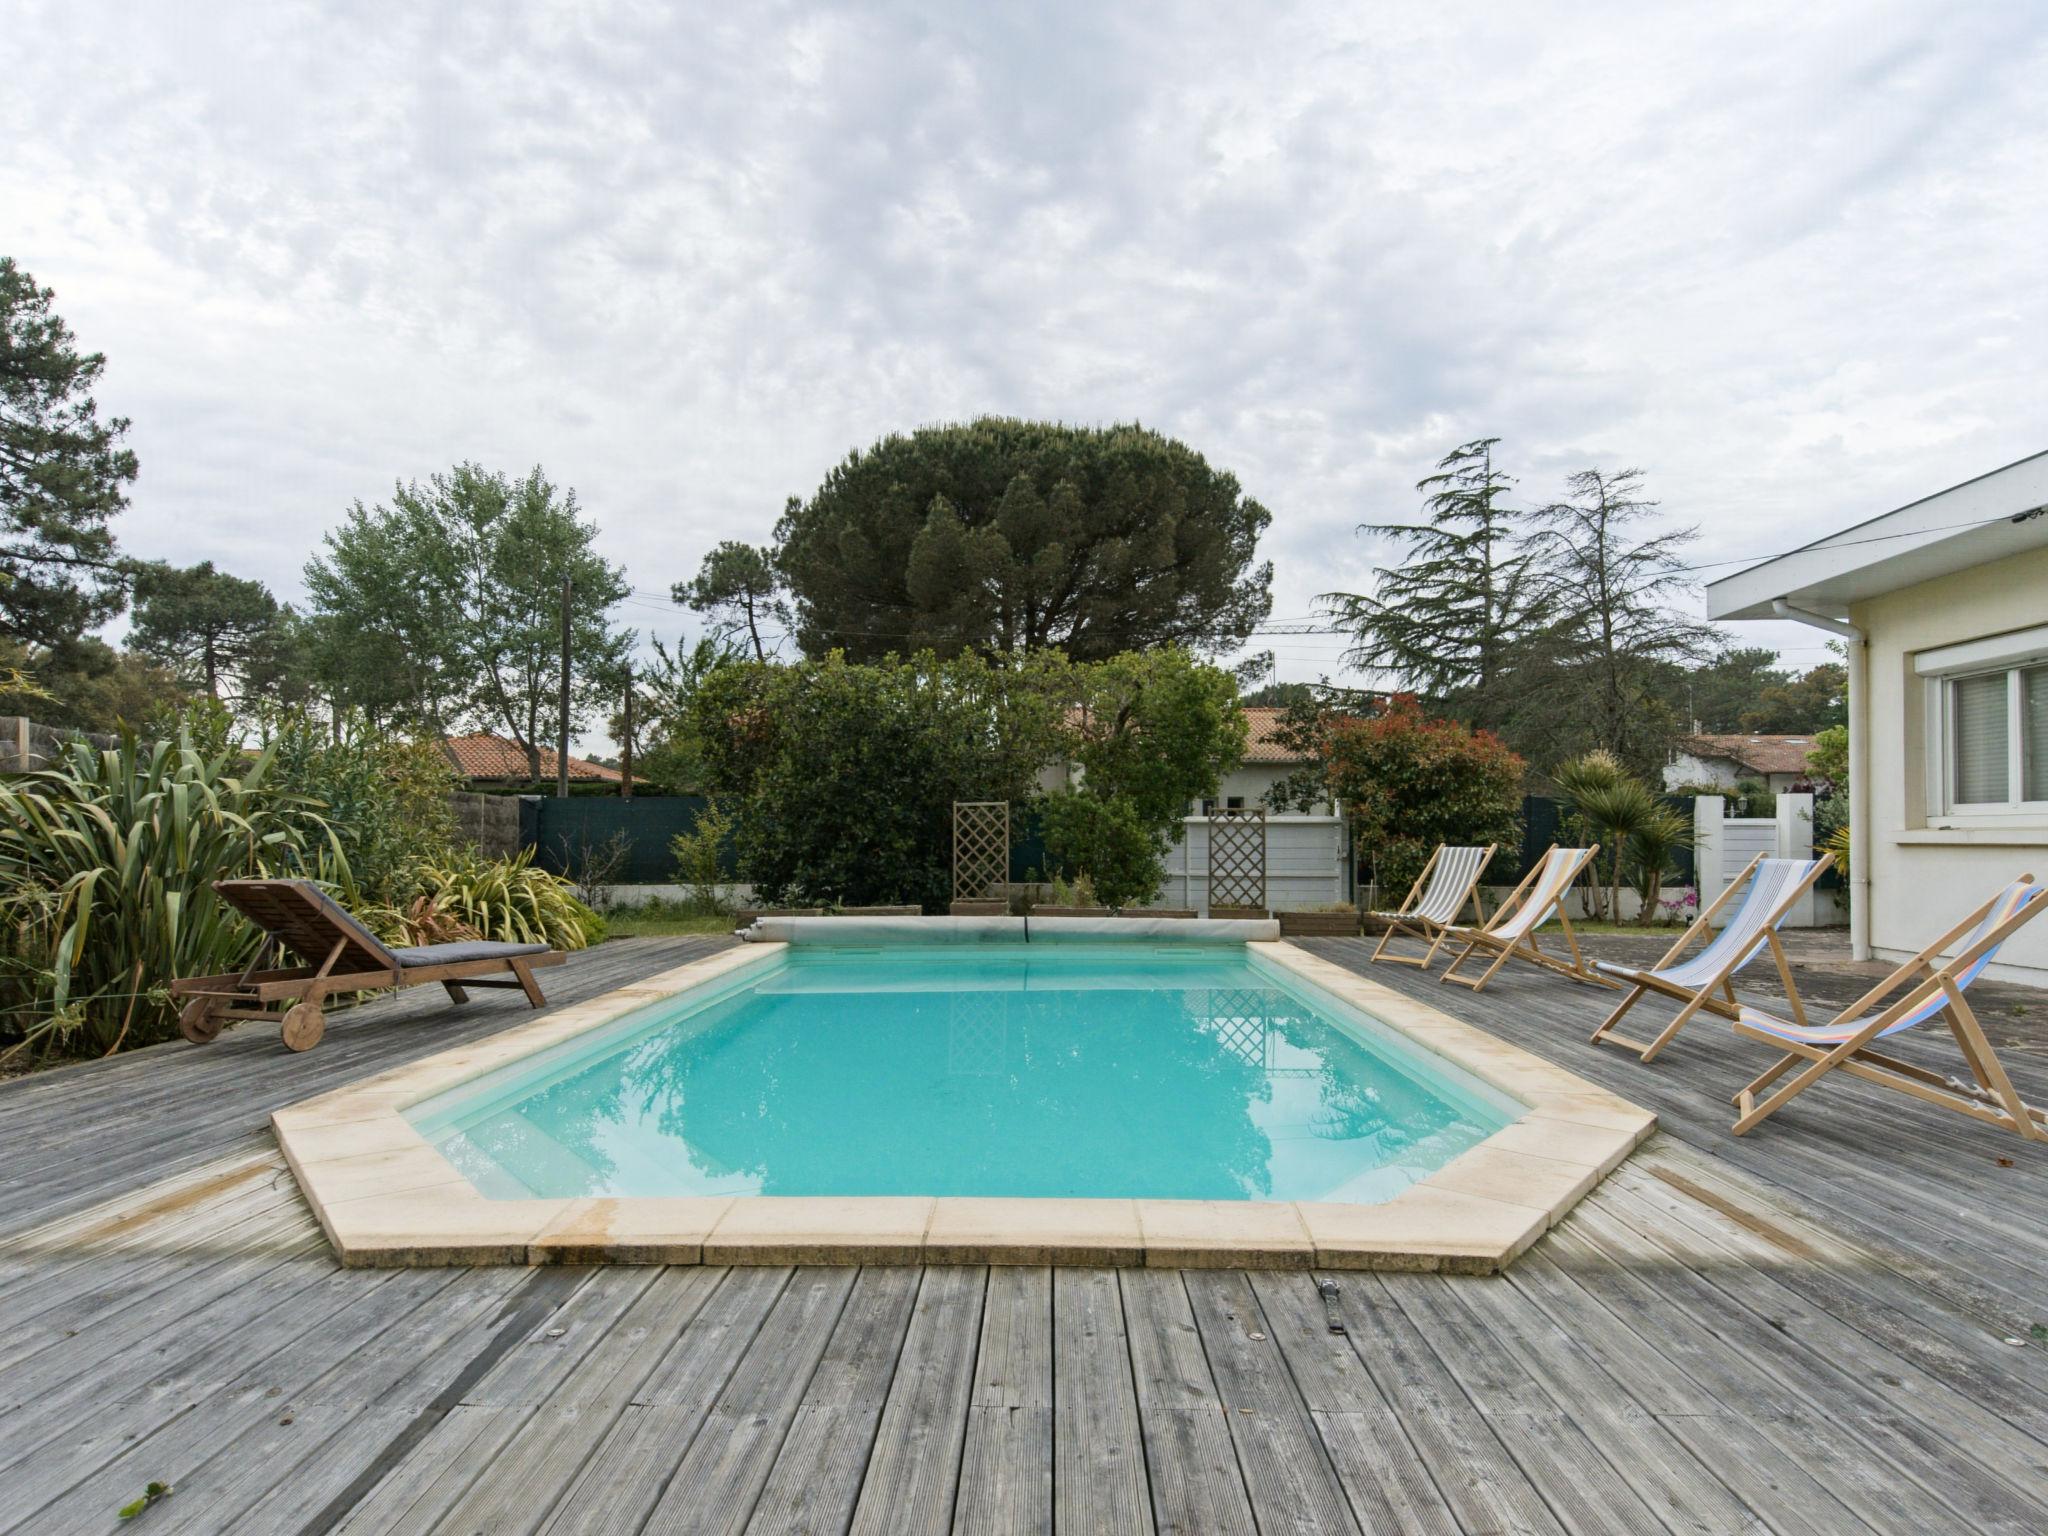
[1941,663,2048,812]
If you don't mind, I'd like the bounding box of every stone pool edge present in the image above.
[272,939,1655,1275]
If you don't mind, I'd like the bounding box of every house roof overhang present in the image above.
[1706,449,2048,622]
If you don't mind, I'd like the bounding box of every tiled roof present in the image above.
[1240,706,1311,765]
[442,732,623,783]
[1676,734,1818,777]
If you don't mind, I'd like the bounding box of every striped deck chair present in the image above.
[1587,853,1834,1062]
[1438,845,1611,992]
[1369,844,1497,969]
[1732,876,2047,1140]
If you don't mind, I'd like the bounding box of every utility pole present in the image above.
[556,574,572,798]
[620,659,634,800]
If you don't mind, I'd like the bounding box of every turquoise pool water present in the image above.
[410,945,1516,1204]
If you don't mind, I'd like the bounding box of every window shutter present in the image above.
[2025,666,2048,803]
[1951,673,2009,804]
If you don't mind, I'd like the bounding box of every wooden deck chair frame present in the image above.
[1588,852,1834,1062]
[1369,843,1497,969]
[1438,845,1615,992]
[171,879,565,1053]
[1730,876,2047,1141]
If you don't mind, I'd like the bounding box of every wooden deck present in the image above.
[2,933,2046,1533]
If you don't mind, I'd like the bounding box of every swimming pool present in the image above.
[408,942,1517,1205]
[277,933,1653,1270]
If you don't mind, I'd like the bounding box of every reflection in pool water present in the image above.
[418,946,1512,1204]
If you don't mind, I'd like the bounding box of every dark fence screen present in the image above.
[521,795,729,884]
[1353,794,1703,892]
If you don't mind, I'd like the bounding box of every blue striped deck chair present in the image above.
[1732,876,2047,1141]
[1587,853,1834,1062]
[1439,845,1613,991]
[1369,844,1497,969]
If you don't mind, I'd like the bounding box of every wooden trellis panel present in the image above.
[1208,807,1267,912]
[953,801,1010,902]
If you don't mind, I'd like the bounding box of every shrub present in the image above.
[1036,791,1160,908]
[690,650,1068,910]
[1326,696,1524,904]
[408,848,603,950]
[0,733,322,1060]
[669,801,735,915]
[263,709,459,907]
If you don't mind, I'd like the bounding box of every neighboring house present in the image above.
[1202,706,1328,813]
[1038,706,1328,812]
[1707,449,2048,980]
[1664,733,1817,794]
[441,731,627,789]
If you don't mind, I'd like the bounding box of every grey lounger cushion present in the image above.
[390,940,554,967]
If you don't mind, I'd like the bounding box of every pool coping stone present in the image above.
[274,938,1655,1273]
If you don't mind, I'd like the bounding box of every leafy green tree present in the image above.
[689,649,1070,909]
[1740,661,1846,733]
[675,542,785,661]
[0,258,136,645]
[1656,645,1789,733]
[127,560,285,699]
[1041,650,1248,904]
[1321,439,1540,731]
[773,418,1272,661]
[1239,679,1317,709]
[304,463,633,778]
[616,634,746,792]
[0,636,183,732]
[1063,650,1248,834]
[1512,468,1712,777]
[1324,695,1525,903]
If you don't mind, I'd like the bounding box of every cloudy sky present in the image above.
[9,0,2047,717]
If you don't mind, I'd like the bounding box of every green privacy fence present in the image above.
[520,795,733,884]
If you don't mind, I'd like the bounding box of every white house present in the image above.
[1200,706,1327,813]
[1040,706,1328,813]
[1706,450,2048,981]
[1664,733,1819,794]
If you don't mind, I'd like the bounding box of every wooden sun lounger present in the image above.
[1369,843,1496,969]
[1587,852,1834,1062]
[1730,876,2047,1141]
[172,878,565,1053]
[1438,845,1613,992]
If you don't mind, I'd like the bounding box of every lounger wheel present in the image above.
[280,1002,326,1053]
[178,998,225,1044]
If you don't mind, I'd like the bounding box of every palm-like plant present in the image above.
[1569,777,1664,925]
[1627,803,1694,917]
[0,733,326,1059]
[1551,750,1626,919]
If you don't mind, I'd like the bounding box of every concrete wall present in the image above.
[0,716,119,772]
[448,792,525,858]
[1854,543,2048,980]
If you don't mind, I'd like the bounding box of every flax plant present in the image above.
[409,847,601,950]
[0,733,327,1060]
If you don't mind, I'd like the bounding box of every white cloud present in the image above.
[5,0,2044,703]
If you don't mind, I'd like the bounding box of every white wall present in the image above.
[1152,814,1349,912]
[1664,753,1802,794]
[1855,544,2048,980]
[1664,752,1741,790]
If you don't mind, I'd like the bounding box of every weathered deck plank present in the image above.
[1,932,2044,1534]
